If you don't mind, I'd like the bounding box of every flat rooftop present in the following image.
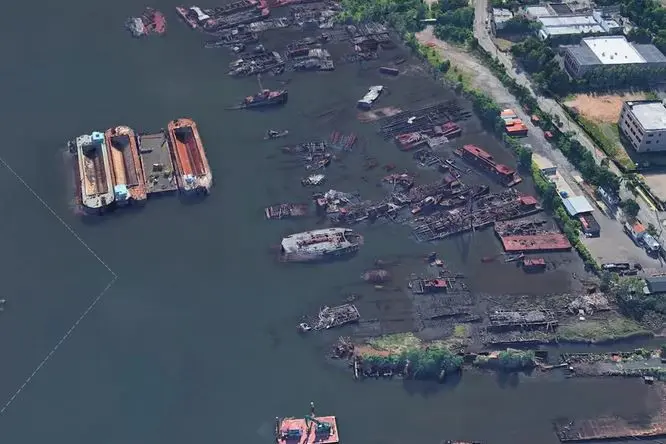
[525,6,552,17]
[628,101,666,131]
[583,36,645,65]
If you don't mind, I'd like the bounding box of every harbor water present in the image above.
[0,1,658,443]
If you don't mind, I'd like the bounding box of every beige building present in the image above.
[619,100,666,152]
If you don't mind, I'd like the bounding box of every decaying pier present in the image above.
[300,304,361,332]
[412,190,542,242]
[487,309,558,332]
[379,102,472,139]
[228,51,285,76]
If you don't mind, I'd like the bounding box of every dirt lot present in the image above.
[414,26,518,106]
[564,93,648,123]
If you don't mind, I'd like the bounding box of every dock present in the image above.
[137,131,178,195]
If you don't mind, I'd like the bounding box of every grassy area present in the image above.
[366,333,423,354]
[493,38,514,52]
[453,324,471,338]
[557,317,653,344]
[576,117,634,171]
[365,332,468,355]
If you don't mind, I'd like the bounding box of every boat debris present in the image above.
[265,129,289,140]
[302,173,326,187]
[361,269,391,283]
[265,203,309,220]
[357,85,384,110]
[298,304,361,332]
[125,8,166,38]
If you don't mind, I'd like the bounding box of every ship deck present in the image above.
[499,233,572,253]
[138,132,178,195]
[277,416,339,444]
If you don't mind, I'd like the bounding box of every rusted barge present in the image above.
[167,118,213,194]
[105,126,147,204]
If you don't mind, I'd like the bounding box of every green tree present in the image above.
[518,147,533,169]
[621,198,640,219]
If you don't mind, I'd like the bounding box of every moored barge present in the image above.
[280,228,363,262]
[105,126,147,203]
[201,8,269,33]
[276,402,339,444]
[75,132,115,212]
[167,118,213,194]
[456,144,522,187]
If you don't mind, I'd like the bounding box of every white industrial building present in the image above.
[524,5,621,41]
[619,100,666,152]
[562,195,594,216]
[563,36,666,78]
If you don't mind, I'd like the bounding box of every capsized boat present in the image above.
[280,228,363,262]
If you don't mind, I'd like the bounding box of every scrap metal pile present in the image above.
[411,189,542,242]
[299,303,361,332]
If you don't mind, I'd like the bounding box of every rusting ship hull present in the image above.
[105,126,148,203]
[167,118,213,194]
[76,132,115,212]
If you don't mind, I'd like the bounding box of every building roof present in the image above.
[493,8,513,20]
[525,6,552,18]
[627,101,666,131]
[532,153,556,172]
[549,2,573,15]
[634,44,666,64]
[582,36,645,65]
[645,276,666,294]
[566,44,600,66]
[562,195,594,216]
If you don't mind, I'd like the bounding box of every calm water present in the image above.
[0,1,657,443]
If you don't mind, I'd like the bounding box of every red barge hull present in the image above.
[499,233,572,253]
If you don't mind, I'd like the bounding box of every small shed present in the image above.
[563,195,594,217]
[644,276,666,295]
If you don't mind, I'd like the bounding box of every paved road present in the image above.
[472,0,666,266]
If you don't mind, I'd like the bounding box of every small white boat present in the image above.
[357,85,384,110]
